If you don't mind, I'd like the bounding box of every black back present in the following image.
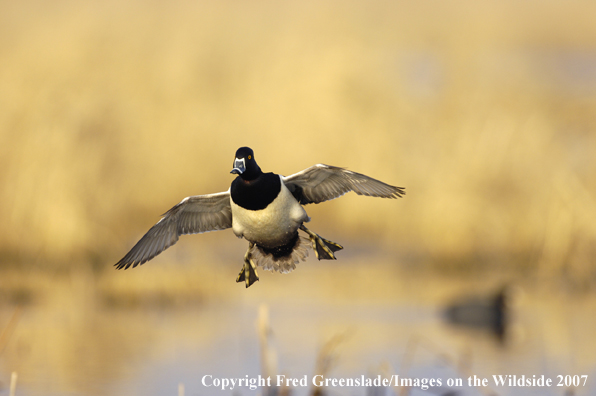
[231,172,282,211]
[285,183,308,204]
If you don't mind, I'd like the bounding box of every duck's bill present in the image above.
[231,158,245,174]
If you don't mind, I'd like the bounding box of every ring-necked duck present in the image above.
[115,147,405,287]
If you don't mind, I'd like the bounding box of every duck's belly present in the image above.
[231,182,308,248]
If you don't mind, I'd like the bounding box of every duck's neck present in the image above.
[240,164,263,181]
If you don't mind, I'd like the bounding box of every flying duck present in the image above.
[115,147,405,287]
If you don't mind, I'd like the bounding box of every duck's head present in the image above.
[231,146,261,180]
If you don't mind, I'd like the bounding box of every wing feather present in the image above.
[115,191,232,269]
[282,164,405,205]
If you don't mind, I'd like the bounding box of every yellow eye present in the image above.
[248,155,252,160]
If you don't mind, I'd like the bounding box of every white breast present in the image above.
[230,176,308,248]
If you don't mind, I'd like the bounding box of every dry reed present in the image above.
[0,0,595,287]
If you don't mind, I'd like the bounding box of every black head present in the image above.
[231,147,261,180]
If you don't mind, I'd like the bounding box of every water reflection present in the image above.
[1,262,595,396]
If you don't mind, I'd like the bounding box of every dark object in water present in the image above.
[443,287,510,342]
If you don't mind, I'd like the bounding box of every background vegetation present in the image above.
[1,0,596,288]
[1,2,596,395]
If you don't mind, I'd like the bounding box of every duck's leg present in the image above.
[236,242,259,288]
[299,224,343,260]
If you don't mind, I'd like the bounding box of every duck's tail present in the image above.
[250,226,344,275]
[252,232,310,274]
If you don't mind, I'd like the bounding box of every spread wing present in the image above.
[115,191,232,269]
[282,164,405,205]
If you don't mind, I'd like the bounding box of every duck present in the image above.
[115,147,405,287]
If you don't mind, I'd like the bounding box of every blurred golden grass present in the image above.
[1,0,596,286]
